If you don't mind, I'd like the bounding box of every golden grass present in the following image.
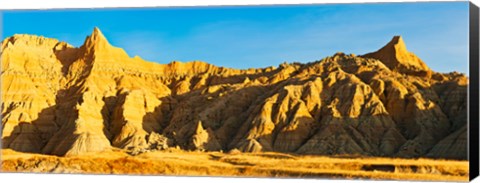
[0,149,468,181]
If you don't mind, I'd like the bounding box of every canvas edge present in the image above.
[469,1,480,181]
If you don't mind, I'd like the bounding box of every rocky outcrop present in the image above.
[110,89,163,150]
[362,36,432,77]
[1,28,468,159]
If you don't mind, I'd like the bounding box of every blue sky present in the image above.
[1,2,470,73]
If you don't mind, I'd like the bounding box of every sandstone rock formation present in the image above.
[362,36,432,77]
[1,28,468,160]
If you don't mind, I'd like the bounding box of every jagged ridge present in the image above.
[1,28,468,159]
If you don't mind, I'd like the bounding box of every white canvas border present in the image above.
[0,0,478,183]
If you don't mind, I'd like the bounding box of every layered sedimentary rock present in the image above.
[1,28,468,159]
[362,36,432,77]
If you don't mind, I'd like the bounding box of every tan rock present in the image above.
[189,121,222,151]
[362,36,432,77]
[0,29,468,160]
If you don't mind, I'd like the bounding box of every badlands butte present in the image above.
[1,27,468,160]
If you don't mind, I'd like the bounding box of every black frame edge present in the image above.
[470,1,480,181]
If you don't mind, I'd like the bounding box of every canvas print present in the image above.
[0,1,476,181]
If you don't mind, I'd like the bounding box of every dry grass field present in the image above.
[0,149,469,181]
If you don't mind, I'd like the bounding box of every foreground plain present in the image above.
[0,149,468,181]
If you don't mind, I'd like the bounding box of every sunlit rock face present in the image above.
[1,28,467,159]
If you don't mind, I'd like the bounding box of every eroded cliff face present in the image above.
[1,28,468,159]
